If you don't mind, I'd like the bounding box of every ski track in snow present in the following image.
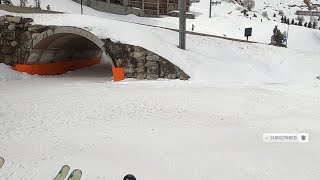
[0,64,320,180]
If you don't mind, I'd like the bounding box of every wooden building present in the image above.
[97,0,190,16]
[128,0,190,16]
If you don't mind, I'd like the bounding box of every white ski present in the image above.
[67,169,82,180]
[53,165,70,180]
[0,157,4,169]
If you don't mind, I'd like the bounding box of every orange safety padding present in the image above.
[112,68,125,82]
[13,58,101,75]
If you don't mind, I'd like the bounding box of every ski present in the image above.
[53,165,70,180]
[0,157,4,169]
[67,169,82,180]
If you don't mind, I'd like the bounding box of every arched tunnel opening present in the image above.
[26,30,114,79]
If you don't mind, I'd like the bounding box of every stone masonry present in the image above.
[0,15,190,80]
[103,39,189,80]
[0,15,51,65]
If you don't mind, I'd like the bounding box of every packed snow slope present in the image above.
[9,0,320,51]
[1,1,320,180]
[1,63,320,180]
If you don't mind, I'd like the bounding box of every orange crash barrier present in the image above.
[12,58,101,75]
[112,68,125,82]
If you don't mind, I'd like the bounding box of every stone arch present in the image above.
[27,26,114,66]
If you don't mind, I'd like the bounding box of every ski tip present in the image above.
[0,157,4,169]
[62,165,70,169]
[123,174,136,180]
[53,165,70,180]
[67,169,82,180]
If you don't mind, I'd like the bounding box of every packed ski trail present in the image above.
[1,64,320,180]
[1,0,320,179]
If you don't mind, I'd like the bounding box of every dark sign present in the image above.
[244,28,252,37]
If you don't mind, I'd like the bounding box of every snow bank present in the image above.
[0,63,31,82]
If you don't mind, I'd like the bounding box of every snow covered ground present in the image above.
[8,0,320,50]
[1,63,320,180]
[1,0,320,179]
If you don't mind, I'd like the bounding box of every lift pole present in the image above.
[81,0,83,14]
[179,0,186,49]
[209,0,212,18]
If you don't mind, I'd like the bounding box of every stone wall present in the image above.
[103,39,189,80]
[0,15,189,80]
[0,15,51,65]
[72,0,144,16]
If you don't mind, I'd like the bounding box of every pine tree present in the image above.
[281,16,284,22]
[304,22,308,27]
[34,0,40,8]
[291,19,295,25]
[308,21,312,28]
[271,25,285,46]
[20,0,27,7]
[313,21,317,29]
[273,13,276,18]
[298,20,303,26]
[287,18,290,24]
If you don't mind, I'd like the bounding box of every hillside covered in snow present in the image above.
[7,0,320,51]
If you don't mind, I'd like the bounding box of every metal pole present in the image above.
[81,0,83,14]
[209,0,211,18]
[179,0,186,50]
[286,24,289,47]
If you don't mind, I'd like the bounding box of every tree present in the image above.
[308,21,312,28]
[253,13,257,18]
[20,0,27,7]
[271,25,286,47]
[281,16,284,22]
[298,20,303,26]
[304,22,308,27]
[34,0,40,8]
[273,13,276,18]
[296,15,305,23]
[243,0,255,11]
[291,19,295,25]
[287,18,290,24]
[283,16,287,23]
[313,21,318,29]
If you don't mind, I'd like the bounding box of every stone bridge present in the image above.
[0,15,189,80]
